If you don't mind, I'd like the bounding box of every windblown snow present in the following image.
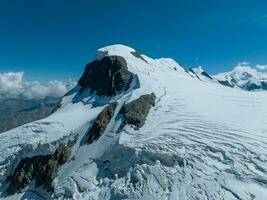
[0,44,267,200]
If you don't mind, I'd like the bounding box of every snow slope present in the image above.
[0,45,267,200]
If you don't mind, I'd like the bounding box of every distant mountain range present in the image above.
[188,65,267,91]
[0,97,60,133]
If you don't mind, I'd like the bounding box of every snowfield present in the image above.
[0,45,267,200]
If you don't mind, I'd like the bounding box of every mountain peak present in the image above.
[232,64,259,79]
[96,44,136,60]
[213,63,267,91]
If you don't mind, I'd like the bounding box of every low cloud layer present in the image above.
[235,61,267,72]
[0,72,76,100]
[256,64,267,71]
[238,62,267,72]
[232,62,267,78]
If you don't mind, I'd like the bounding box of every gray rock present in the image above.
[119,93,156,129]
[6,139,76,194]
[201,71,213,80]
[88,102,118,144]
[218,80,235,88]
[78,56,134,96]
[130,51,148,63]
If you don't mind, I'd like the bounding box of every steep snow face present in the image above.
[1,45,267,200]
[214,63,267,91]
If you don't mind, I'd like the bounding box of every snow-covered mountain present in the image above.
[213,63,267,91]
[0,45,267,200]
[186,63,267,92]
[186,66,216,82]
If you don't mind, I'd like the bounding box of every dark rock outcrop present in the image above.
[78,56,134,96]
[130,51,148,63]
[218,80,235,88]
[245,82,261,91]
[6,139,76,194]
[218,76,237,88]
[88,102,118,144]
[261,81,267,90]
[201,71,213,80]
[188,68,213,80]
[119,93,156,129]
[188,68,201,80]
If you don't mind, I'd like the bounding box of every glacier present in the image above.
[0,44,267,200]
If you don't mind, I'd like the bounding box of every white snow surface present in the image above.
[0,44,267,200]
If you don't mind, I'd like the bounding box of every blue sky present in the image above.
[0,0,267,81]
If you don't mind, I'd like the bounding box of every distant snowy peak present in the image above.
[183,63,267,91]
[213,64,267,91]
[186,66,214,82]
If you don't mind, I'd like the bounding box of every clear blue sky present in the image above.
[0,0,267,81]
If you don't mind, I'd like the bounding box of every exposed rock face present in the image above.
[218,80,235,88]
[241,80,267,91]
[88,102,118,144]
[49,97,62,114]
[6,139,76,195]
[201,71,213,80]
[6,155,49,195]
[188,68,213,81]
[119,93,156,129]
[130,51,148,63]
[78,56,134,96]
[245,82,261,91]
[261,81,267,90]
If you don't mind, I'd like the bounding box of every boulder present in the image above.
[6,139,76,194]
[119,93,156,129]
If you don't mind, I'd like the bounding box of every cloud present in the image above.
[231,61,267,79]
[0,72,76,100]
[256,64,267,71]
[235,61,267,72]
[234,61,256,73]
[237,61,250,66]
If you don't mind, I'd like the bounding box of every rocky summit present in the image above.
[78,55,134,96]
